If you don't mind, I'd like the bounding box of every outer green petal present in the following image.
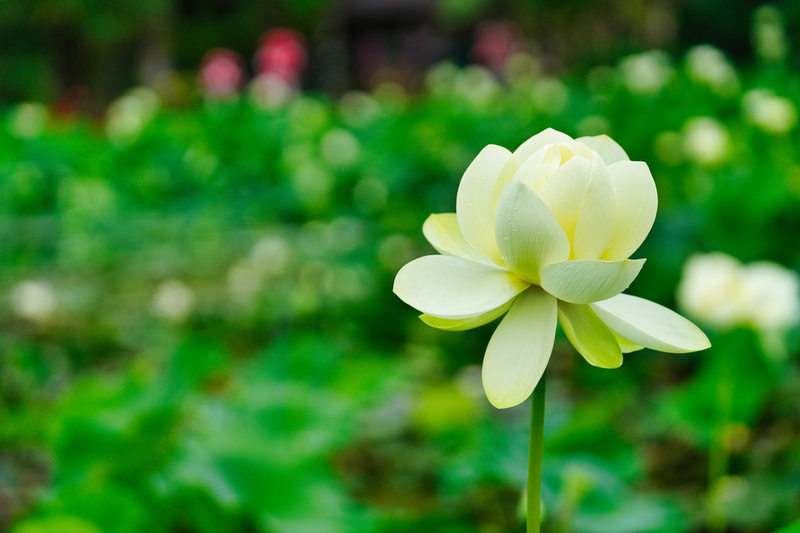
[558,301,623,368]
[613,332,644,353]
[422,213,491,264]
[420,299,514,331]
[590,294,712,353]
[603,161,658,261]
[513,128,574,162]
[394,255,529,319]
[576,134,630,164]
[572,156,615,260]
[540,258,645,304]
[482,288,557,409]
[456,145,511,265]
[495,181,570,284]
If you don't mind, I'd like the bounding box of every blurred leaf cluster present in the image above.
[2,36,800,533]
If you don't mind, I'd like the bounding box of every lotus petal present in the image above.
[540,258,645,304]
[513,128,574,162]
[613,332,644,353]
[576,134,630,164]
[537,156,592,246]
[495,180,570,284]
[456,145,511,265]
[394,255,529,319]
[572,156,615,260]
[591,293,711,352]
[420,299,514,331]
[422,213,490,264]
[482,288,557,408]
[603,161,658,261]
[558,301,623,368]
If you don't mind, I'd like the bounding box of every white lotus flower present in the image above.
[153,279,195,322]
[742,89,797,134]
[677,252,800,333]
[11,280,57,322]
[683,117,730,166]
[618,50,673,96]
[685,45,740,97]
[394,128,710,409]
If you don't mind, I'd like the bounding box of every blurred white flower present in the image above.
[678,252,800,333]
[248,73,295,110]
[105,87,160,145]
[742,89,797,134]
[677,253,746,329]
[618,50,673,96]
[685,45,740,96]
[11,280,57,322]
[153,279,195,322]
[250,235,291,276]
[683,117,730,166]
[9,102,49,139]
[740,262,800,332]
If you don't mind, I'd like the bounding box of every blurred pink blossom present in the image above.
[255,29,307,86]
[199,48,246,99]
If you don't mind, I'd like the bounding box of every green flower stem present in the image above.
[528,371,546,533]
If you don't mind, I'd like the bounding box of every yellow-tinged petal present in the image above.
[540,258,645,304]
[456,145,511,265]
[482,288,557,408]
[603,161,658,261]
[572,156,615,260]
[590,294,711,353]
[513,128,574,162]
[393,255,529,319]
[508,147,549,191]
[422,213,491,264]
[537,156,592,245]
[495,180,570,284]
[576,134,630,165]
[558,301,623,368]
[420,299,514,331]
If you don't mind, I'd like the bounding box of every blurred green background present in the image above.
[2,1,800,532]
